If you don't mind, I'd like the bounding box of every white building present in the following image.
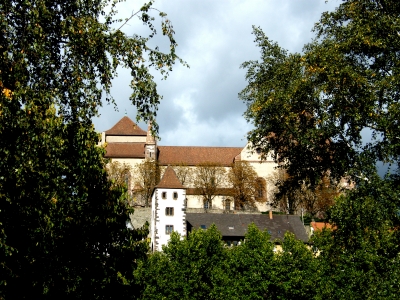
[150,166,186,252]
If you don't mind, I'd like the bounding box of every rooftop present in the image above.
[158,146,242,166]
[186,213,309,242]
[105,116,147,136]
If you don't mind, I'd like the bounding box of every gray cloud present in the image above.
[93,0,340,147]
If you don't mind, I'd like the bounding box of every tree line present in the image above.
[107,160,268,211]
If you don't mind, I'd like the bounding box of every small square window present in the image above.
[200,225,207,230]
[165,207,174,216]
[161,192,167,199]
[165,225,173,235]
[173,192,178,199]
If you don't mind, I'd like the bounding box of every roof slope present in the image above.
[158,146,242,166]
[186,214,308,242]
[157,166,184,189]
[105,116,147,136]
[105,143,145,158]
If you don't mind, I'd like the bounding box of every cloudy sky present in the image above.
[93,0,341,147]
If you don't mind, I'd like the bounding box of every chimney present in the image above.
[269,210,273,220]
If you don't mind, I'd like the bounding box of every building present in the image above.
[101,116,310,250]
[101,116,278,212]
[150,166,187,252]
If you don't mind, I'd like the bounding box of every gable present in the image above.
[105,116,147,136]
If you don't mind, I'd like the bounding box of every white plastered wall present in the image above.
[151,188,186,252]
[105,135,146,143]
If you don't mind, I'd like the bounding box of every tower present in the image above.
[145,121,157,160]
[150,166,186,252]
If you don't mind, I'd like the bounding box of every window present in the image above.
[225,199,231,210]
[200,225,207,230]
[173,192,178,199]
[204,201,210,209]
[161,192,167,199]
[228,226,234,230]
[165,225,173,235]
[165,207,174,216]
[256,147,262,155]
[256,178,266,199]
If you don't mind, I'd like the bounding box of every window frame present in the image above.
[165,207,174,216]
[165,225,174,235]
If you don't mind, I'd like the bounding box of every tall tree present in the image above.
[268,170,339,216]
[227,161,263,210]
[0,0,183,297]
[106,160,133,203]
[240,0,400,187]
[132,159,160,207]
[171,162,193,187]
[192,162,226,209]
[240,1,400,298]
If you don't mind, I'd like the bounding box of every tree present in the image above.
[105,160,133,204]
[192,162,226,209]
[240,1,400,298]
[0,0,183,297]
[135,225,226,300]
[313,176,400,299]
[267,170,339,216]
[240,0,400,187]
[227,161,263,210]
[132,159,161,207]
[171,162,193,187]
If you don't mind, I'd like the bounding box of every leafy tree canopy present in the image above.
[0,0,184,297]
[240,0,400,187]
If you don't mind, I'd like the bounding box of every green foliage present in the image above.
[135,225,225,300]
[313,176,400,299]
[0,0,184,297]
[240,1,400,298]
[213,224,275,299]
[240,0,400,186]
[137,224,320,300]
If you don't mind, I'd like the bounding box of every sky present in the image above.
[93,0,341,147]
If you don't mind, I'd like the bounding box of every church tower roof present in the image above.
[146,121,156,144]
[157,166,184,189]
[105,116,147,136]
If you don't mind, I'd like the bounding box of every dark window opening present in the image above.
[165,207,174,216]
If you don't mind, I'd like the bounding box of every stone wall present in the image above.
[130,207,151,229]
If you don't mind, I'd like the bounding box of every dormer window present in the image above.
[173,192,178,199]
[161,192,167,199]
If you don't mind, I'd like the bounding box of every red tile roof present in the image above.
[157,166,184,189]
[311,222,334,231]
[105,143,145,158]
[105,116,147,136]
[157,146,242,166]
